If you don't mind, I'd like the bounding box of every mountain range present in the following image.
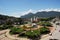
[21,11,60,18]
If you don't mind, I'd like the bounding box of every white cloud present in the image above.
[0,8,60,17]
[0,9,33,17]
[38,8,60,12]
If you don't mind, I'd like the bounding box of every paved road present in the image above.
[50,21,60,40]
[41,21,60,40]
[52,24,60,40]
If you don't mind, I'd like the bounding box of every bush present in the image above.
[25,30,41,38]
[40,27,50,34]
[10,27,24,34]
[38,22,52,27]
[40,17,55,21]
[0,25,13,30]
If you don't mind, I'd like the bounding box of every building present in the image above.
[30,16,39,22]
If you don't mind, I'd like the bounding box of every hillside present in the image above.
[0,14,24,25]
[21,11,60,18]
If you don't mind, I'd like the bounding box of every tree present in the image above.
[40,27,50,34]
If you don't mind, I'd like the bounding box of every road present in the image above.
[52,21,60,40]
[0,29,12,40]
[41,21,60,40]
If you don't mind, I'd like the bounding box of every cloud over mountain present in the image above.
[0,8,60,17]
[21,8,60,18]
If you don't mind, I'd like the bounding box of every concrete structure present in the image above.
[30,16,38,22]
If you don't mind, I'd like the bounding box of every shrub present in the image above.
[25,30,41,38]
[10,27,24,34]
[0,25,13,30]
[38,22,52,27]
[40,27,50,34]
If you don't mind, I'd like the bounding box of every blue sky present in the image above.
[0,0,60,17]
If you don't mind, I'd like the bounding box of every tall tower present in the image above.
[36,17,38,21]
[31,18,32,22]
[34,16,36,21]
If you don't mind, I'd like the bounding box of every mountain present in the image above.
[21,12,35,18]
[21,11,60,18]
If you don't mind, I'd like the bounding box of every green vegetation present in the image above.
[25,30,40,38]
[40,27,50,34]
[10,27,50,39]
[40,17,55,21]
[0,25,13,30]
[38,21,52,27]
[10,27,24,34]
